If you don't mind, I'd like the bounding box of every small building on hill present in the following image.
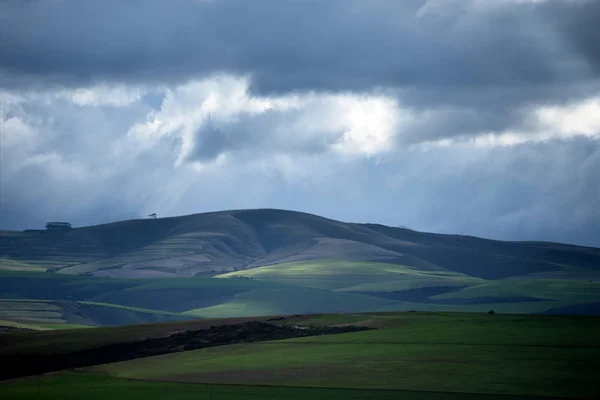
[45,222,72,231]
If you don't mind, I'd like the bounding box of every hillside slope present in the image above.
[1,209,599,322]
[2,208,598,279]
[0,298,192,329]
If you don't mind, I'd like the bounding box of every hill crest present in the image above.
[1,208,598,280]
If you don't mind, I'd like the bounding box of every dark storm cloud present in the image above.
[542,0,600,72]
[397,105,524,144]
[2,0,598,100]
[187,110,338,163]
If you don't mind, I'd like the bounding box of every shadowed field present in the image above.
[82,312,599,399]
[4,372,569,400]
[1,312,598,399]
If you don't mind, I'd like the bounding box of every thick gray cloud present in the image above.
[3,0,599,145]
[1,0,599,247]
[2,1,598,94]
[2,83,598,245]
[188,110,338,163]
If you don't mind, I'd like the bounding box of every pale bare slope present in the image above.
[2,209,599,279]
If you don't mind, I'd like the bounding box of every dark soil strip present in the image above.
[0,326,36,333]
[0,321,372,381]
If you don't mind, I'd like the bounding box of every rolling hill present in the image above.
[0,298,190,330]
[1,208,599,326]
[2,208,598,278]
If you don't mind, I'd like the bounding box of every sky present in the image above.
[1,0,599,247]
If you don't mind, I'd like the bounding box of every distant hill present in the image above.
[1,209,599,325]
[1,208,598,279]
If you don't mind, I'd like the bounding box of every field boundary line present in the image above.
[96,372,582,400]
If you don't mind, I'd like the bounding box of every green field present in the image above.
[2,372,552,400]
[83,312,598,399]
[0,297,195,329]
[0,257,47,272]
[2,312,596,399]
[0,299,66,326]
[0,299,173,328]
[432,279,600,303]
[183,287,398,317]
[216,260,485,291]
[2,265,599,329]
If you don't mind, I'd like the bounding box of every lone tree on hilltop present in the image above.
[487,309,496,315]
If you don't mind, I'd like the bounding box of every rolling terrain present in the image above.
[3,209,598,279]
[1,209,599,328]
[0,298,192,330]
[1,312,599,399]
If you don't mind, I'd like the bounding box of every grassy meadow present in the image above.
[2,372,551,400]
[86,312,599,399]
[216,260,485,291]
[2,262,599,329]
[2,312,597,399]
[431,279,600,303]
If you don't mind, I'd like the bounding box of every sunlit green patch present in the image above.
[183,288,397,318]
[432,279,600,303]
[216,260,482,292]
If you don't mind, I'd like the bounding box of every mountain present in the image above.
[1,209,599,325]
